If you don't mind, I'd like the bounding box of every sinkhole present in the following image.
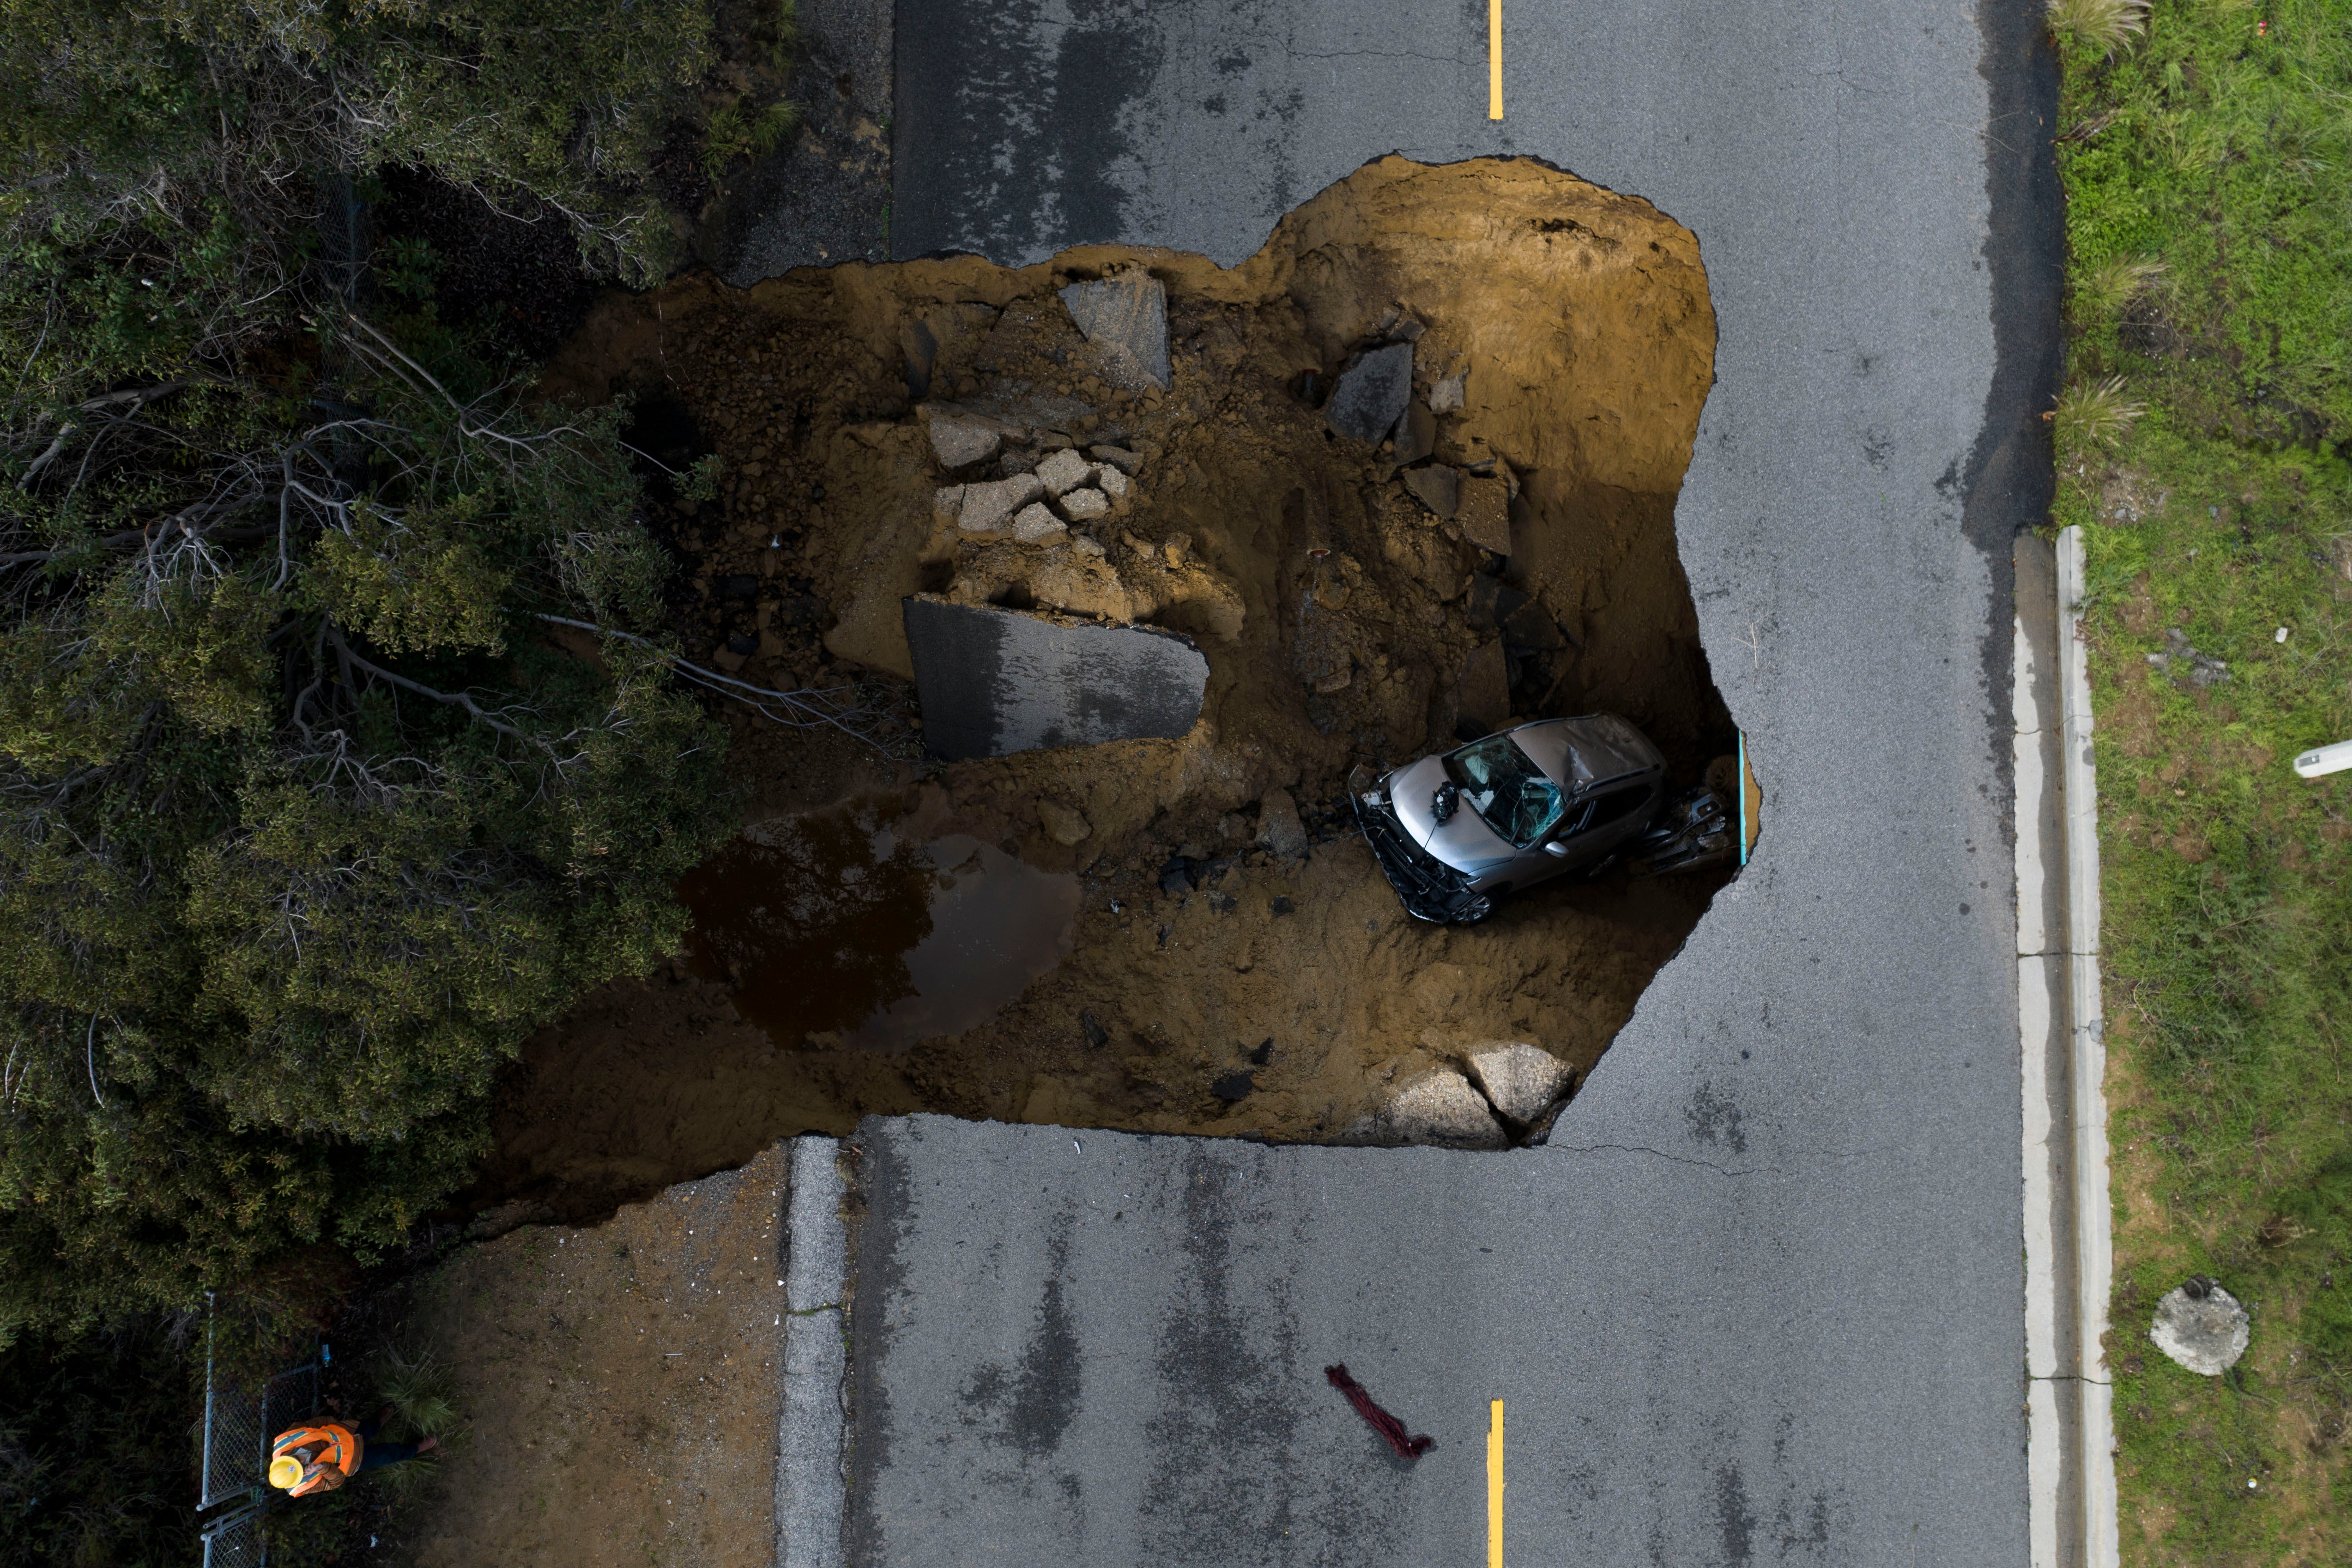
[470,155,1733,1226]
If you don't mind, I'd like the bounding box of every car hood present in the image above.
[1511,713,1665,793]
[1386,755,1517,876]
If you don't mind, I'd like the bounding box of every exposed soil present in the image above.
[383,1148,791,1567]
[469,156,1729,1227]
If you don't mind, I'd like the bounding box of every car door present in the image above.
[1527,776,1661,883]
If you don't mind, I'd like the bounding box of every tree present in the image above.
[1,284,745,1337]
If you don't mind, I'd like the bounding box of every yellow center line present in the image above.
[1487,1399,1505,1567]
[1488,0,1504,120]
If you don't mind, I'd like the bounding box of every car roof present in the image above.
[1500,713,1665,793]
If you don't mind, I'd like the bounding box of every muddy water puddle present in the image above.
[677,808,1081,1051]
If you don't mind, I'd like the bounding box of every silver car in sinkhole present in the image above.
[1348,713,1736,924]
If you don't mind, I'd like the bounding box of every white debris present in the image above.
[1338,1071,1508,1150]
[925,414,1001,469]
[957,474,1046,535]
[1011,503,1067,544]
[1035,447,1095,497]
[1429,371,1466,413]
[1465,1043,1573,1123]
[2150,1279,2250,1375]
[1376,1071,1510,1150]
[1059,487,1111,520]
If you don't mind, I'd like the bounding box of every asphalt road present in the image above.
[854,0,2061,1562]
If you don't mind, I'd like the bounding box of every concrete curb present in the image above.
[776,1137,849,1568]
[2016,528,2118,1568]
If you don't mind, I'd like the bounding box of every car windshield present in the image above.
[1444,732,1564,848]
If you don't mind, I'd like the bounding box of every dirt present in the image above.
[385,1147,792,1567]
[469,155,1729,1227]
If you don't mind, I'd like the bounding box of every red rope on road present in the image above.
[1324,1364,1434,1458]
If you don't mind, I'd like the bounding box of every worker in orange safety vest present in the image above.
[269,1409,439,1497]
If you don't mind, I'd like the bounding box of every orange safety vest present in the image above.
[272,1422,363,1497]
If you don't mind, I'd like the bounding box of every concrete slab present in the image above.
[901,595,1209,760]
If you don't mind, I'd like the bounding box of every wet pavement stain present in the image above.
[678,808,1081,1052]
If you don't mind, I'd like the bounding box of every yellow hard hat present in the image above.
[269,1454,304,1490]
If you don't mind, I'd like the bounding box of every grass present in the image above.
[2055,0,2352,1559]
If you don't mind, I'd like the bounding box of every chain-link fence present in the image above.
[199,1358,317,1510]
[198,1294,320,1553]
[199,1501,264,1568]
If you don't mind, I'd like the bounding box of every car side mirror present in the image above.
[1541,840,1572,858]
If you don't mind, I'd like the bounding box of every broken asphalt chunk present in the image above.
[901,595,1208,759]
[1391,400,1436,466]
[1325,342,1414,444]
[1403,464,1459,519]
[1457,474,1512,554]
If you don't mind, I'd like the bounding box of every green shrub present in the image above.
[0,308,738,1338]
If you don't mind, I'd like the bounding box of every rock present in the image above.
[1256,788,1309,858]
[1089,445,1143,474]
[1035,447,1095,496]
[1429,371,1466,414]
[926,413,1001,469]
[2150,1279,2250,1375]
[900,319,939,399]
[1211,1071,1254,1103]
[1037,799,1092,845]
[1059,274,1172,390]
[1011,503,1067,544]
[1466,572,1528,633]
[1457,474,1512,555]
[932,484,967,523]
[1465,1044,1573,1123]
[1392,400,1436,466]
[1325,342,1415,444]
[1059,487,1110,520]
[1502,599,1568,655]
[1456,639,1510,731]
[1352,1071,1510,1150]
[1403,465,1459,518]
[958,474,1047,535]
[1094,466,1130,499]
